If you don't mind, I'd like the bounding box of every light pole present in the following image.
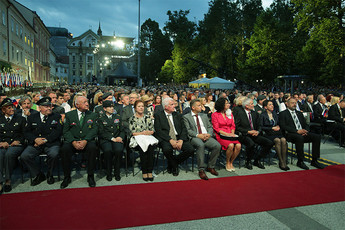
[137,0,142,87]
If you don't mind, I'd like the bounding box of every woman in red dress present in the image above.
[212,98,241,172]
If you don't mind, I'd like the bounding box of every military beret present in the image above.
[102,92,112,100]
[37,97,52,106]
[257,95,267,101]
[0,98,13,108]
[103,100,114,108]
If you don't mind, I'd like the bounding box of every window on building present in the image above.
[16,50,18,61]
[87,64,92,69]
[31,41,33,48]
[64,69,67,73]
[72,64,75,69]
[25,58,27,65]
[32,61,33,68]
[16,24,18,35]
[20,28,23,39]
[87,56,92,62]
[11,46,14,60]
[2,41,6,56]
[20,52,22,63]
[79,64,82,69]
[79,55,82,62]
[72,56,75,62]
[73,70,76,76]
[2,12,5,25]
[79,71,82,76]
[56,68,58,72]
[25,35,27,43]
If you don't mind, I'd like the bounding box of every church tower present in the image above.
[97,21,102,36]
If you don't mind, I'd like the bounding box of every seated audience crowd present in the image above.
[0,85,344,195]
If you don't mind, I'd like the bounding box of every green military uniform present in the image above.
[61,109,99,182]
[98,101,125,181]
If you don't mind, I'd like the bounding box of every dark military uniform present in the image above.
[52,104,65,115]
[0,113,26,185]
[98,109,125,180]
[21,110,62,179]
[61,109,98,179]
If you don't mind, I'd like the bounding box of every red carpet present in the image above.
[1,165,344,229]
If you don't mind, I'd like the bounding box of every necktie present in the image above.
[167,114,177,140]
[43,115,48,123]
[80,112,85,126]
[195,114,202,134]
[248,111,254,130]
[339,107,343,119]
[292,111,302,130]
[6,117,10,123]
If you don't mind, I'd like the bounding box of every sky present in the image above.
[17,0,273,39]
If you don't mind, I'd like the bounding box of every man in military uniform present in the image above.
[98,100,125,181]
[0,98,26,194]
[21,97,62,186]
[60,95,99,188]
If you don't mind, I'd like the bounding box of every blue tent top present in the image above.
[208,77,233,83]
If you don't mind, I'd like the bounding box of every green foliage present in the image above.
[159,60,174,83]
[147,0,344,86]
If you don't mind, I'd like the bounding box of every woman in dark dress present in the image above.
[260,100,289,171]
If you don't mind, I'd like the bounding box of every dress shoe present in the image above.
[4,184,12,192]
[167,167,172,174]
[47,173,55,185]
[172,168,179,176]
[297,161,309,170]
[199,170,209,180]
[115,175,121,181]
[147,177,154,181]
[311,160,325,169]
[253,160,265,169]
[206,168,219,176]
[31,172,46,186]
[60,177,71,189]
[106,175,112,181]
[87,175,96,187]
[143,177,149,181]
[245,161,253,170]
[279,165,289,171]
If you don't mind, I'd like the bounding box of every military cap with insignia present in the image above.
[103,100,114,108]
[0,98,13,108]
[37,97,52,106]
[102,92,112,100]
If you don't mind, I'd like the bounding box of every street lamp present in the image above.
[137,0,142,87]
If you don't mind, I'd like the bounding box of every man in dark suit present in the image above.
[98,100,125,181]
[15,95,38,120]
[21,97,62,186]
[114,94,129,117]
[313,94,328,124]
[272,92,280,114]
[328,99,345,147]
[183,99,221,180]
[234,98,274,170]
[0,98,26,193]
[254,95,266,114]
[60,96,99,188]
[154,97,194,176]
[279,98,324,170]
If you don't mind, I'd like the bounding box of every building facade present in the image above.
[67,23,136,85]
[0,0,35,82]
